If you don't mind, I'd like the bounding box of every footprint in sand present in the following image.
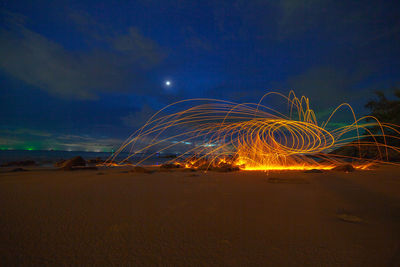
[337,213,363,223]
[220,239,232,247]
[267,177,309,184]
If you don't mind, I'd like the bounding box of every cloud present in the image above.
[54,134,122,151]
[276,0,333,39]
[287,66,370,106]
[0,126,123,151]
[275,0,400,44]
[0,127,52,137]
[0,10,165,100]
[182,26,213,51]
[121,104,158,129]
[210,0,399,45]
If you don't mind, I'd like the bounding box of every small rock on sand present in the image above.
[332,164,355,172]
[72,166,98,171]
[87,157,104,164]
[130,166,153,174]
[210,163,240,172]
[1,160,36,167]
[160,163,181,169]
[182,168,197,172]
[58,156,86,170]
[10,167,28,172]
[304,169,324,173]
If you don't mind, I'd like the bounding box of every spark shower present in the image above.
[106,91,400,171]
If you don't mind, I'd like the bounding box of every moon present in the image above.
[165,80,171,86]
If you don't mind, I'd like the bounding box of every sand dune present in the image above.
[0,166,399,266]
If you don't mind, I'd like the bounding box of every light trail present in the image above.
[105,91,400,171]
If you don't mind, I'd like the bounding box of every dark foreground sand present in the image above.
[1,166,400,266]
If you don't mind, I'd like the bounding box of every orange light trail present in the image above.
[105,91,400,171]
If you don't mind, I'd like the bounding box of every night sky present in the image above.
[1,0,400,151]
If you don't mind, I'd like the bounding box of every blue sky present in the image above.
[1,0,400,151]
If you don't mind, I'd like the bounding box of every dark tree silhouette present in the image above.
[365,89,400,126]
[331,90,400,161]
[364,89,400,150]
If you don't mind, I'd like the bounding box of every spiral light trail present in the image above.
[106,91,400,171]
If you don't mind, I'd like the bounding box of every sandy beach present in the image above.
[0,166,399,266]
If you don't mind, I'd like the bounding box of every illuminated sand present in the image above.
[107,91,400,171]
[1,167,400,265]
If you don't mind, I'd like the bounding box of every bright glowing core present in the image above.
[165,80,171,86]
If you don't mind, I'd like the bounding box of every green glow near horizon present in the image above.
[0,146,115,152]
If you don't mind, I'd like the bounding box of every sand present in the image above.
[0,166,399,266]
